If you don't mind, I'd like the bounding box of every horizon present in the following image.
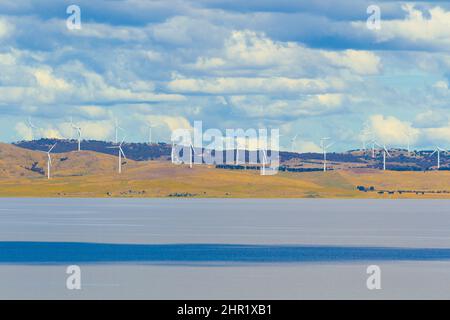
[7,137,449,155]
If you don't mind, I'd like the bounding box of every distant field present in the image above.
[1,143,449,198]
[1,162,450,199]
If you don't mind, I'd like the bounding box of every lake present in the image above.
[1,198,450,299]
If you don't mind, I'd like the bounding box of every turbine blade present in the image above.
[120,147,127,159]
[48,143,57,153]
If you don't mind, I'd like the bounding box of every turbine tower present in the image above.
[430,147,446,170]
[290,134,298,153]
[108,137,127,174]
[188,143,203,168]
[374,142,391,170]
[147,123,159,145]
[371,139,378,158]
[361,122,371,152]
[320,137,333,172]
[70,117,82,151]
[47,143,57,179]
[235,137,246,165]
[406,127,412,154]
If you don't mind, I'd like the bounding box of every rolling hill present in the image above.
[13,139,450,171]
[1,143,450,198]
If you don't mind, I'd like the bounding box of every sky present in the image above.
[0,0,449,152]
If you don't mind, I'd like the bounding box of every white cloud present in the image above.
[294,140,322,153]
[14,122,32,140]
[414,110,449,128]
[225,93,346,118]
[322,50,381,75]
[361,5,450,49]
[0,56,185,106]
[77,106,111,119]
[369,115,420,146]
[433,80,448,90]
[423,124,450,145]
[33,68,71,91]
[58,120,114,141]
[0,17,13,39]
[168,76,340,94]
[190,30,381,76]
[41,127,63,139]
[66,22,148,41]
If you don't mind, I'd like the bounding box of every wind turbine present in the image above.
[235,137,247,165]
[188,143,204,168]
[147,123,160,145]
[291,134,298,153]
[406,128,412,154]
[170,140,183,165]
[320,137,334,172]
[371,139,378,158]
[114,118,125,144]
[47,143,57,180]
[107,137,127,174]
[361,121,372,152]
[374,142,391,171]
[27,117,38,141]
[261,148,268,175]
[430,147,446,170]
[70,117,82,151]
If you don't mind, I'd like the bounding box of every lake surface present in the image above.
[1,198,450,299]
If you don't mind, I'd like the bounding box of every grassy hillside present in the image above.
[0,143,449,198]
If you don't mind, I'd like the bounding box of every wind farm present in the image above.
[1,132,449,198]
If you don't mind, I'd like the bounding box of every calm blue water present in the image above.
[2,242,450,264]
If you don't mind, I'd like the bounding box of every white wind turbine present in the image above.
[406,127,412,154]
[371,138,378,158]
[188,143,204,168]
[147,123,160,145]
[27,117,38,141]
[430,147,446,170]
[114,118,125,144]
[374,142,391,171]
[47,143,57,180]
[320,137,334,172]
[261,148,268,175]
[70,117,82,151]
[235,137,247,165]
[171,140,179,164]
[361,122,372,152]
[291,134,298,153]
[108,137,127,174]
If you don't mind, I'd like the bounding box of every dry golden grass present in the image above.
[1,143,449,198]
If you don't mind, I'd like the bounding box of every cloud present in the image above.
[0,17,13,39]
[369,115,419,146]
[77,106,111,120]
[414,109,449,128]
[41,127,64,139]
[293,140,322,153]
[356,5,450,50]
[423,124,450,145]
[14,122,32,140]
[321,50,381,75]
[167,76,339,95]
[189,30,382,76]
[75,121,114,141]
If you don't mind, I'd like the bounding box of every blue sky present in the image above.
[0,0,449,151]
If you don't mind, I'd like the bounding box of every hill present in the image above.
[1,143,450,198]
[13,139,450,171]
